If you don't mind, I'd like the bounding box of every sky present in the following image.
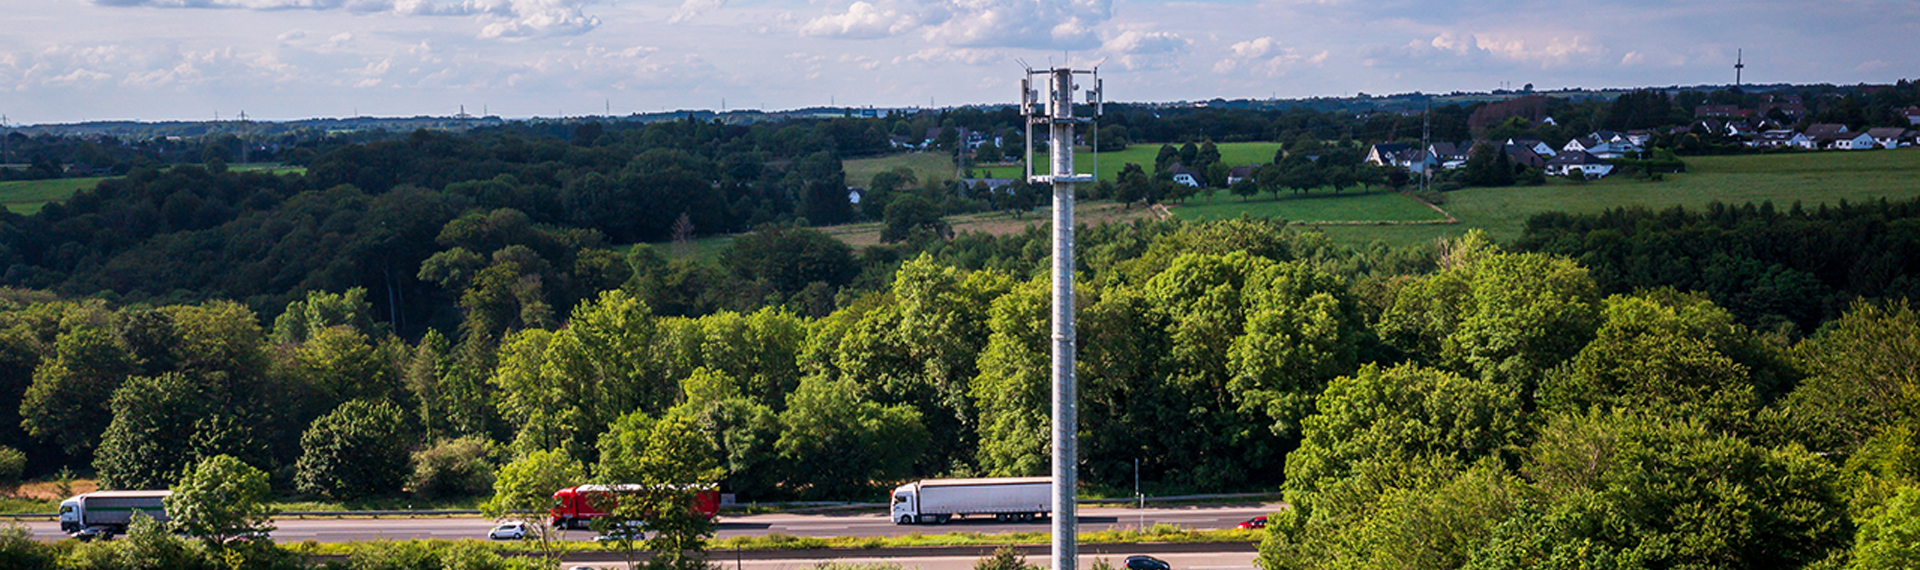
[2,0,1917,124]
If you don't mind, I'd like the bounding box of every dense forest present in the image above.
[2,85,1919,568]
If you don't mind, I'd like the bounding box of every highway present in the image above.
[22,504,1279,543]
[23,504,1278,568]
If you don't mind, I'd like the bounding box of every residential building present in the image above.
[1545,151,1614,178]
[1169,164,1204,187]
[1752,130,1812,149]
[1866,127,1912,149]
[1226,164,1260,185]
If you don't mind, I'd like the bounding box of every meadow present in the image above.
[0,177,109,214]
[1305,149,1920,248]
[970,142,1287,182]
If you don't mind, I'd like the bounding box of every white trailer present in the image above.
[889,477,1050,525]
[59,490,172,537]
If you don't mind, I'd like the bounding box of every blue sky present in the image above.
[3,0,1916,124]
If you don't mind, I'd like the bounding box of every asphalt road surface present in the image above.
[24,504,1281,544]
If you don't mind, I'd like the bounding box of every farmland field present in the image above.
[1171,188,1444,224]
[844,152,959,189]
[0,177,109,214]
[1312,149,1920,248]
[972,142,1287,182]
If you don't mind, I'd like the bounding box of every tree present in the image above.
[19,327,133,457]
[596,410,724,570]
[1850,486,1920,569]
[1541,290,1789,427]
[1197,141,1222,169]
[1114,163,1149,207]
[409,436,497,500]
[295,399,412,500]
[1784,300,1920,452]
[881,195,947,243]
[166,454,276,550]
[1229,178,1259,201]
[484,448,586,567]
[971,278,1051,476]
[94,372,216,490]
[776,376,928,499]
[1154,144,1179,172]
[1508,411,1849,570]
[1261,363,1528,570]
[1228,261,1365,437]
[1378,232,1601,392]
[0,446,23,495]
[974,140,1002,163]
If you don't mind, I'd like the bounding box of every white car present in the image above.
[488,521,529,540]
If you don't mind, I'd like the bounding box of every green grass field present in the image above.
[0,177,109,214]
[971,142,1288,182]
[1172,187,1444,224]
[844,153,960,189]
[1310,149,1920,248]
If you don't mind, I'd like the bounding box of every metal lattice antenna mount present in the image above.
[1019,64,1098,570]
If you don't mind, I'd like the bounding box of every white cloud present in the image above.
[800,1,918,39]
[92,0,605,39]
[895,47,1003,66]
[1101,30,1189,70]
[670,0,724,23]
[801,0,1111,49]
[1213,36,1326,75]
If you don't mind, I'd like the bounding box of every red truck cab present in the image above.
[549,484,721,529]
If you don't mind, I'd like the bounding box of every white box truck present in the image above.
[59,490,172,538]
[889,476,1050,525]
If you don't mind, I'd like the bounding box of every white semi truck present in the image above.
[889,476,1050,524]
[59,490,172,538]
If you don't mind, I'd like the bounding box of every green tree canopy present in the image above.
[166,454,276,550]
[294,399,412,500]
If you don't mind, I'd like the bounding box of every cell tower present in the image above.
[1735,49,1745,88]
[1019,63,1100,570]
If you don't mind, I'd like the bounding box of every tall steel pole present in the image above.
[1025,65,1097,570]
[1047,66,1079,570]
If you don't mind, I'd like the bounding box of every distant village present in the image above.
[1362,100,1920,180]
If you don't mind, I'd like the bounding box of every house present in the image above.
[1505,138,1556,157]
[1168,164,1204,187]
[1226,164,1261,185]
[1826,131,1878,150]
[1545,151,1613,178]
[1805,123,1849,140]
[1867,128,1912,149]
[1427,142,1470,169]
[1695,105,1752,119]
[1904,107,1920,126]
[1752,130,1812,149]
[1565,135,1634,159]
[1365,143,1412,166]
[1503,144,1546,169]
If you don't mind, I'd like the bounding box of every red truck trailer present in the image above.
[549,484,721,529]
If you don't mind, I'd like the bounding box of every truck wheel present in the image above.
[897,515,911,525]
[937,514,951,524]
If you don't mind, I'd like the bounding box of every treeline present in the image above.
[1257,232,1920,570]
[1516,198,1920,333]
[0,218,1433,498]
[1,212,1916,567]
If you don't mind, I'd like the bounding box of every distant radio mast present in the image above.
[1735,49,1745,88]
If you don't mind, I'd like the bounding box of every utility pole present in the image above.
[1021,63,1100,570]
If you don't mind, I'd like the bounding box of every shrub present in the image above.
[409,437,497,500]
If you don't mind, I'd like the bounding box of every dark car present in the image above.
[1235,515,1267,529]
[1124,555,1170,570]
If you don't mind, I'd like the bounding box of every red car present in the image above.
[1235,515,1267,530]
